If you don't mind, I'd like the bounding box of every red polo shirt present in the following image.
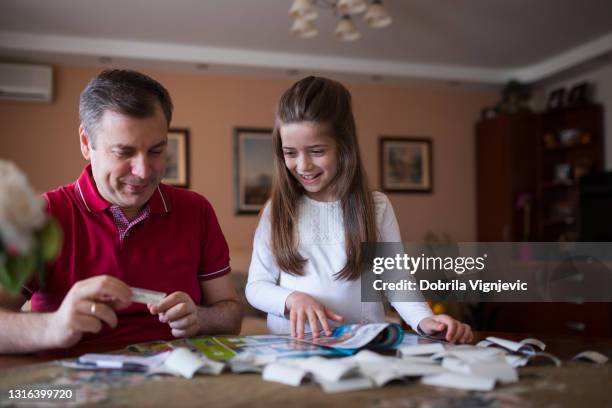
[25,165,231,355]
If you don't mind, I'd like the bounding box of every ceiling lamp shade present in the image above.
[363,0,392,28]
[290,18,318,39]
[337,0,368,15]
[288,0,391,41]
[289,0,318,21]
[334,15,361,41]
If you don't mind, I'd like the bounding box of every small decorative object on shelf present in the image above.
[558,128,579,147]
[550,200,573,222]
[579,131,592,145]
[0,160,62,294]
[567,82,592,107]
[480,80,532,118]
[543,132,558,149]
[573,162,590,181]
[515,193,532,241]
[546,88,566,111]
[554,163,573,184]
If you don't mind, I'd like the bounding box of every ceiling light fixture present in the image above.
[289,0,392,42]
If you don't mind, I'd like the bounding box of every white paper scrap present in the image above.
[131,287,166,305]
[442,356,517,384]
[297,357,358,383]
[164,348,206,379]
[390,361,446,377]
[486,336,545,354]
[422,372,495,391]
[505,355,529,367]
[318,377,374,393]
[526,352,562,367]
[520,338,546,351]
[197,356,225,375]
[447,347,506,363]
[360,362,444,383]
[399,343,445,356]
[77,351,169,370]
[400,356,439,365]
[350,350,392,363]
[476,339,493,348]
[362,370,406,387]
[228,353,264,373]
[262,363,308,386]
[572,350,609,364]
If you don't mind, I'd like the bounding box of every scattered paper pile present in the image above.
[64,334,609,394]
[257,336,608,393]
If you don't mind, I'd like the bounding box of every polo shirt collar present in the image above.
[75,165,170,214]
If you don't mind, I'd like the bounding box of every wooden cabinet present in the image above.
[536,105,604,241]
[476,112,538,241]
[474,106,610,337]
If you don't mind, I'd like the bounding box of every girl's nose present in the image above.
[297,155,312,172]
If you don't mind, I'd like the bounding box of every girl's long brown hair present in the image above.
[270,76,376,280]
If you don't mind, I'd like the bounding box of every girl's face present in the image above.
[280,121,338,202]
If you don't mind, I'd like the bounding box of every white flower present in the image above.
[0,160,46,254]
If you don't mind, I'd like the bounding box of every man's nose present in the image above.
[131,155,152,180]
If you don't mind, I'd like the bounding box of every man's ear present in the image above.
[79,125,92,160]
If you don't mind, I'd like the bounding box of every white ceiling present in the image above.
[1,0,612,85]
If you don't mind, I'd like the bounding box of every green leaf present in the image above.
[0,263,17,293]
[0,255,34,294]
[37,218,62,262]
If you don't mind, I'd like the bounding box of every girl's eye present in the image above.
[150,150,163,155]
[283,151,296,157]
[311,150,324,155]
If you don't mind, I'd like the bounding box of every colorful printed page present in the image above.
[298,323,404,350]
[187,335,341,361]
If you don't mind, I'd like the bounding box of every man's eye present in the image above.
[150,150,164,155]
[114,151,130,158]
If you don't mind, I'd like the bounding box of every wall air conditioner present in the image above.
[0,63,53,102]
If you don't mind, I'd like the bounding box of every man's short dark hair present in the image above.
[79,69,173,146]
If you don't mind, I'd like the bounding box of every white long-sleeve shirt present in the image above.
[246,191,433,334]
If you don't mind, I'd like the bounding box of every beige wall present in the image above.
[0,65,496,267]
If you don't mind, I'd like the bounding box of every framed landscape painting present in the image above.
[380,137,433,193]
[163,128,190,188]
[234,127,274,214]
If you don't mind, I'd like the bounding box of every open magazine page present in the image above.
[298,323,404,350]
[187,335,341,360]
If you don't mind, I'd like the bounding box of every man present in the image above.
[0,69,242,354]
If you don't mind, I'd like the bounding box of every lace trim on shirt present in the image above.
[297,193,388,245]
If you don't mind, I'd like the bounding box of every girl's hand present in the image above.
[285,292,344,339]
[418,314,473,344]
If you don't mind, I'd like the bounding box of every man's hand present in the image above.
[285,292,344,339]
[418,314,473,344]
[149,292,199,338]
[46,275,132,348]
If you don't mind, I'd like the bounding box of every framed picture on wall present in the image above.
[163,128,190,188]
[379,137,433,193]
[234,127,274,214]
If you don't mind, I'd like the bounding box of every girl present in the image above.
[246,76,473,344]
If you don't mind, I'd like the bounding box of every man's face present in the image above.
[80,104,168,215]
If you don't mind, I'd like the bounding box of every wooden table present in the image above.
[1,332,611,407]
